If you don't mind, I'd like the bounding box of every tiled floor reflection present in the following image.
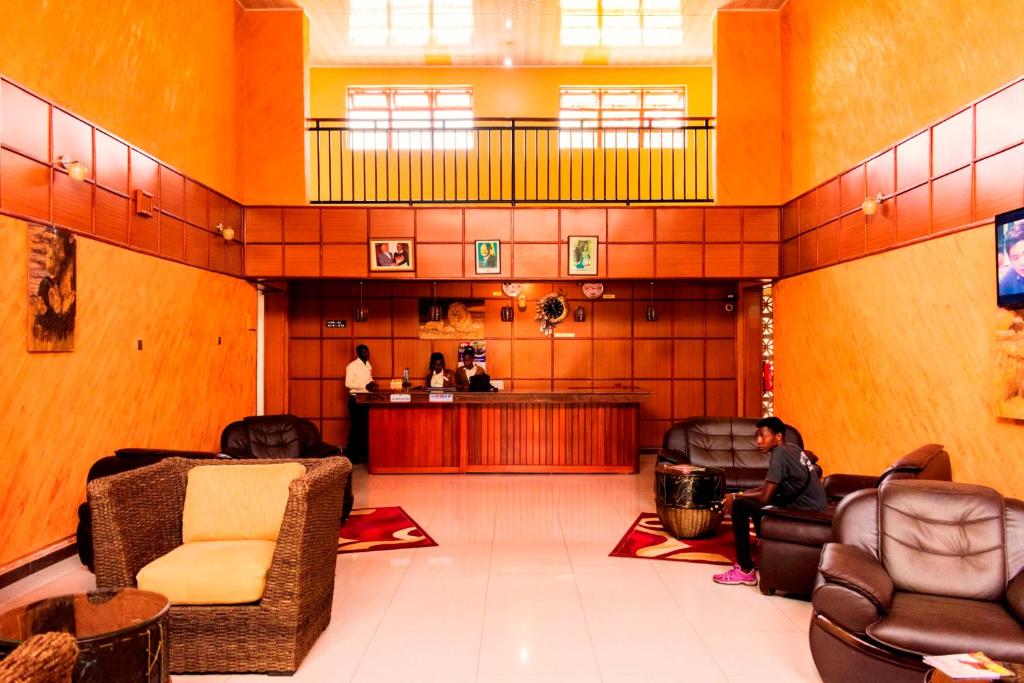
[0,456,821,682]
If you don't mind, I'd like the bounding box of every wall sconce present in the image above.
[500,306,514,322]
[862,192,885,216]
[355,281,369,322]
[517,293,527,312]
[216,223,235,241]
[56,154,88,182]
[645,281,659,322]
[573,305,586,322]
[429,282,443,322]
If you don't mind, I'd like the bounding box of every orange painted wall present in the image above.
[714,10,783,205]
[0,216,258,566]
[237,9,309,205]
[781,0,1024,198]
[0,0,242,198]
[773,226,1024,496]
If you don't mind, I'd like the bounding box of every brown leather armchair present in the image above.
[659,417,807,491]
[809,480,1024,683]
[758,444,951,597]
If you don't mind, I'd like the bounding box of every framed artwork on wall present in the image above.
[369,239,415,272]
[475,240,500,274]
[567,235,598,276]
[27,224,76,352]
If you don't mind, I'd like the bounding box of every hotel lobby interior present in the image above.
[1,0,1023,681]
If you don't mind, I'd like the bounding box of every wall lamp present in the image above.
[216,223,235,241]
[56,154,88,182]
[861,192,885,216]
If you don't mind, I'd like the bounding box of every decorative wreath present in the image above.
[536,291,569,336]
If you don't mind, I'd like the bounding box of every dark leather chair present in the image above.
[758,444,952,597]
[809,480,1024,683]
[659,417,807,491]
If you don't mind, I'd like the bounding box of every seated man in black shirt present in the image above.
[713,416,827,586]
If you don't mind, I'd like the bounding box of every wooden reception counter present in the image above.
[356,390,650,474]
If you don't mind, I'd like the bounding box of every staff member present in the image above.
[344,344,376,464]
[425,352,455,388]
[455,347,481,391]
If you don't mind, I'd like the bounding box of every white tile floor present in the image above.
[0,456,822,682]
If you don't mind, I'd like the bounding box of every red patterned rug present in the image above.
[338,507,438,554]
[609,513,754,565]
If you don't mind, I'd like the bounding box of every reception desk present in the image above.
[356,390,649,474]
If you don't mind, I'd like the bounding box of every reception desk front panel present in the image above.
[357,391,648,474]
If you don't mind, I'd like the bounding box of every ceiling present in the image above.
[237,0,786,67]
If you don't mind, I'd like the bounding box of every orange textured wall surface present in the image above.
[781,0,1024,198]
[0,216,258,566]
[774,226,1024,496]
[237,10,308,205]
[714,10,783,205]
[0,0,242,198]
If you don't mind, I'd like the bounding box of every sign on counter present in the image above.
[390,393,412,403]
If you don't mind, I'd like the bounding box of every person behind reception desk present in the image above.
[454,347,481,391]
[345,344,377,464]
[425,352,455,389]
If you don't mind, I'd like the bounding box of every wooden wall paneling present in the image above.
[0,81,49,161]
[894,183,931,243]
[931,167,973,234]
[932,108,973,177]
[129,211,159,253]
[607,244,654,278]
[225,242,244,276]
[674,339,705,378]
[288,338,321,378]
[418,243,464,278]
[129,150,159,207]
[159,166,185,218]
[0,150,50,222]
[283,207,320,243]
[513,243,558,278]
[704,244,741,277]
[94,132,128,194]
[797,192,817,235]
[798,231,817,271]
[633,378,671,420]
[94,188,129,244]
[743,208,780,242]
[283,244,320,277]
[816,179,840,225]
[159,214,185,261]
[866,149,895,201]
[245,244,283,276]
[674,299,706,338]
[245,207,283,243]
[706,379,738,415]
[656,207,703,242]
[559,208,607,242]
[865,204,895,253]
[657,244,703,277]
[593,300,632,339]
[974,145,1024,221]
[975,81,1024,159]
[705,208,742,242]
[742,243,779,277]
[781,202,798,241]
[288,379,320,419]
[322,208,368,243]
[816,219,840,267]
[465,208,511,242]
[839,212,866,261]
[290,295,321,337]
[51,110,93,182]
[52,169,92,233]
[416,208,462,242]
[633,339,671,378]
[706,338,737,379]
[781,238,799,275]
[674,379,704,418]
[225,200,244,244]
[185,225,209,268]
[512,207,558,242]
[896,131,931,191]
[322,244,367,277]
[839,165,866,215]
[368,207,414,237]
[208,234,226,272]
[553,339,593,379]
[513,339,553,379]
[321,339,351,378]
[184,180,208,228]
[608,207,653,242]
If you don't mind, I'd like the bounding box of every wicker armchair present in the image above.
[87,457,350,674]
[0,632,79,683]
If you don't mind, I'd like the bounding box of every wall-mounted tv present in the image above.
[997,207,1024,309]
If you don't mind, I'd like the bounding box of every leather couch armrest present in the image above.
[115,447,221,460]
[762,505,833,525]
[817,543,894,612]
[657,448,690,465]
[823,473,878,500]
[1007,572,1024,623]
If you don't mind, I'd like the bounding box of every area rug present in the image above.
[338,506,438,554]
[609,513,754,565]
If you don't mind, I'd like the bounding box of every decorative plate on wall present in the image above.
[581,282,604,299]
[501,282,523,297]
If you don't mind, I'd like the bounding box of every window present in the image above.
[559,86,687,148]
[560,0,682,47]
[349,0,473,47]
[347,87,474,150]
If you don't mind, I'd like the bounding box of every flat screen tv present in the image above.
[997,207,1024,309]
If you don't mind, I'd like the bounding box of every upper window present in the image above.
[559,86,687,148]
[560,0,682,47]
[349,0,474,46]
[347,87,474,150]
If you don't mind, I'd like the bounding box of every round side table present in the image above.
[0,588,169,682]
[654,462,726,538]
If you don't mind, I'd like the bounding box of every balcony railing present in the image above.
[306,117,715,204]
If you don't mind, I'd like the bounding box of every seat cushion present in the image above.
[761,505,835,545]
[866,592,1024,662]
[182,462,306,542]
[136,540,277,605]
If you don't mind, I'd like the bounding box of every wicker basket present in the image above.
[657,504,723,539]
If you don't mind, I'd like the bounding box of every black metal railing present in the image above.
[307,117,715,204]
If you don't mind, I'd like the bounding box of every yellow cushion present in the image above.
[182,462,306,543]
[136,540,277,604]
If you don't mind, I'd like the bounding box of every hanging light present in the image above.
[429,282,443,322]
[355,281,369,322]
[646,281,659,322]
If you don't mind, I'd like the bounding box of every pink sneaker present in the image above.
[712,563,758,585]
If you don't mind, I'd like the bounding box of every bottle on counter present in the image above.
[402,367,410,387]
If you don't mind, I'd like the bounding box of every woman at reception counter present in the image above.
[425,352,456,389]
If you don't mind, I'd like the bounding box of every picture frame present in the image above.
[567,235,598,276]
[369,239,415,272]
[28,224,76,352]
[474,240,501,274]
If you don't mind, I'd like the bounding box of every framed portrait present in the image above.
[369,239,415,272]
[27,224,76,352]
[474,240,501,274]
[567,235,598,276]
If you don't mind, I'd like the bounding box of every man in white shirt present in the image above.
[345,344,376,464]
